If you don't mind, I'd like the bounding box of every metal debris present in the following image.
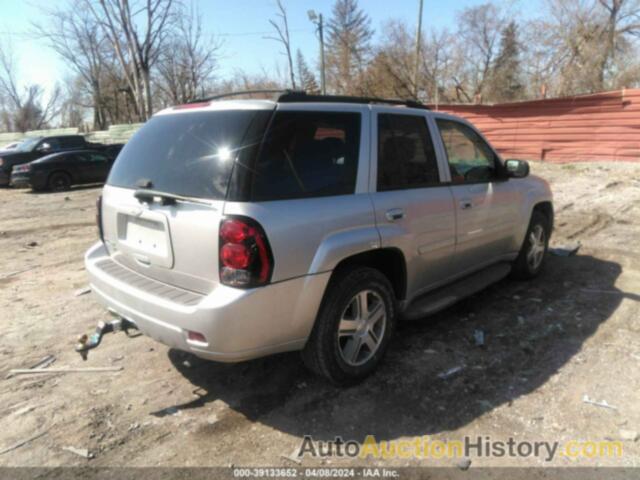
[74,287,92,297]
[30,355,56,370]
[582,394,618,410]
[6,355,57,378]
[62,446,94,459]
[8,366,123,376]
[0,430,49,456]
[281,449,302,465]
[438,365,465,379]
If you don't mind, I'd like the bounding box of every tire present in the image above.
[47,172,71,192]
[302,266,397,385]
[511,210,550,279]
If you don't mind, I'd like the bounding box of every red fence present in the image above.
[434,89,640,162]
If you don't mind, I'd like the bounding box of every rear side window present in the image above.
[377,114,440,191]
[87,153,108,162]
[248,111,361,201]
[108,110,271,199]
[40,138,61,151]
[58,136,85,149]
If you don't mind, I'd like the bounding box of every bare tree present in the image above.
[594,0,640,86]
[454,2,507,103]
[363,20,415,99]
[523,0,640,96]
[82,0,177,120]
[60,76,88,129]
[33,1,112,129]
[214,70,284,98]
[155,5,222,106]
[422,29,457,104]
[266,0,296,89]
[0,42,62,132]
[363,21,458,103]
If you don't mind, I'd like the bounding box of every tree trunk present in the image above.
[142,68,153,119]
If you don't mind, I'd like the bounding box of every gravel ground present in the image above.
[1,161,639,469]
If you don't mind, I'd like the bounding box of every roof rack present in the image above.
[277,91,430,110]
[186,89,296,103]
[188,89,429,110]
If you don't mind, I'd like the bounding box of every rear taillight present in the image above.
[13,164,31,173]
[219,216,273,288]
[96,195,104,242]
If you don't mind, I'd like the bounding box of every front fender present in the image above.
[515,174,553,244]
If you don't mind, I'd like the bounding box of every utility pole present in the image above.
[308,10,326,95]
[413,0,424,101]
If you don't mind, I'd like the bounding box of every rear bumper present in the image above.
[10,173,31,188]
[85,242,331,362]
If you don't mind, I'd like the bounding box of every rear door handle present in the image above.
[459,199,473,210]
[385,208,405,221]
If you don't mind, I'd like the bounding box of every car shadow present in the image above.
[165,254,634,441]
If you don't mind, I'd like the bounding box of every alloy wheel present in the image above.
[527,224,546,270]
[337,290,387,367]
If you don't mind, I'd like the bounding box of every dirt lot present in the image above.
[1,161,639,469]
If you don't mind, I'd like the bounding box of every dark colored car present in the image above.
[0,135,120,186]
[10,149,118,191]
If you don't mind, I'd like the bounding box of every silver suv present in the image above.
[84,92,553,384]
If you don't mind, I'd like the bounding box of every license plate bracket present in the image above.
[116,211,174,268]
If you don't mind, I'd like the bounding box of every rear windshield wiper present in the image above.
[133,188,212,206]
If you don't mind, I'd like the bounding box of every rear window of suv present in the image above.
[246,111,361,201]
[107,110,271,199]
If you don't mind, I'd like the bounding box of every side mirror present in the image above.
[37,142,51,152]
[504,159,530,178]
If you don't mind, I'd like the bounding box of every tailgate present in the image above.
[101,185,223,295]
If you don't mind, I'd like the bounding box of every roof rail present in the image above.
[188,89,429,110]
[187,89,299,103]
[277,91,430,110]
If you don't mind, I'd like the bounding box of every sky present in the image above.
[0,0,542,98]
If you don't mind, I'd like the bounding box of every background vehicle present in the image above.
[0,135,118,186]
[1,141,20,151]
[11,149,120,191]
[84,92,553,385]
